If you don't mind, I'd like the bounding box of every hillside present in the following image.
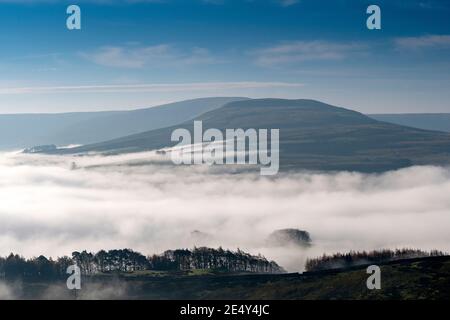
[6,256,450,300]
[0,111,116,150]
[370,113,450,133]
[0,97,246,150]
[50,99,450,172]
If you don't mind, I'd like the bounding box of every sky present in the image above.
[0,0,449,113]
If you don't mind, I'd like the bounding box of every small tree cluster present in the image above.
[150,247,284,273]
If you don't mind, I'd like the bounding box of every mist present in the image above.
[1,151,450,272]
[0,282,16,300]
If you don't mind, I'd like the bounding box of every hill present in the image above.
[5,255,450,300]
[369,113,450,133]
[50,99,450,172]
[0,97,246,150]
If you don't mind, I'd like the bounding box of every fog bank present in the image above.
[1,151,449,271]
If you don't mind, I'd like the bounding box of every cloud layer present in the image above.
[1,151,449,272]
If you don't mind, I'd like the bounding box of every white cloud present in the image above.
[80,44,219,69]
[0,81,304,95]
[1,152,450,272]
[81,45,168,68]
[252,40,366,67]
[394,35,450,49]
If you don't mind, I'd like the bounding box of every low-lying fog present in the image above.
[1,151,450,272]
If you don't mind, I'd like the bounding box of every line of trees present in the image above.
[152,248,283,273]
[305,248,447,272]
[0,247,284,280]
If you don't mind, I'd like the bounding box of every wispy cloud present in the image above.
[80,44,219,68]
[200,0,224,4]
[0,81,304,95]
[0,0,299,6]
[251,40,367,67]
[201,0,300,6]
[394,35,450,50]
[0,0,165,3]
[276,0,299,7]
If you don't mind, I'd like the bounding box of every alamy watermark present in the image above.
[367,5,381,30]
[366,265,381,290]
[66,5,81,30]
[66,264,81,290]
[170,121,279,176]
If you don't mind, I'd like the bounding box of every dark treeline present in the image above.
[0,247,284,280]
[305,248,447,272]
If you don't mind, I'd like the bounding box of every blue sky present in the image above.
[0,0,449,113]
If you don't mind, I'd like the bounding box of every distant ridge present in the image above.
[369,113,450,133]
[0,97,248,150]
[49,98,450,172]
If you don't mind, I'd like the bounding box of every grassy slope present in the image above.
[12,256,450,300]
[370,114,450,133]
[244,256,450,300]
